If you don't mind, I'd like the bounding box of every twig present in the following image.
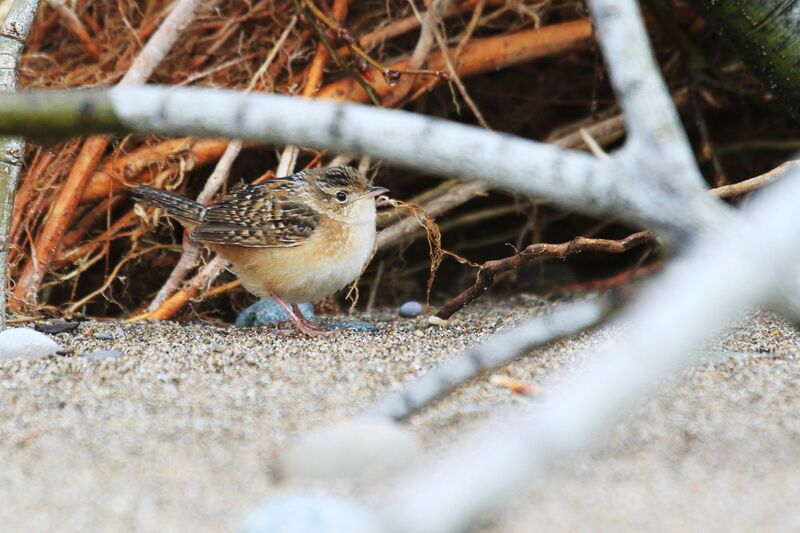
[81,138,232,202]
[431,158,798,318]
[436,232,651,320]
[128,255,227,321]
[8,147,53,255]
[712,160,800,199]
[295,0,380,105]
[347,0,502,54]
[382,0,441,108]
[64,245,167,315]
[301,2,347,95]
[0,0,40,328]
[45,0,100,60]
[441,0,490,127]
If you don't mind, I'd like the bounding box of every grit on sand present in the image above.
[2,295,800,532]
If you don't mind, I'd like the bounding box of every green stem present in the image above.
[687,0,800,121]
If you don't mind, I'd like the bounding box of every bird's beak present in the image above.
[363,185,389,198]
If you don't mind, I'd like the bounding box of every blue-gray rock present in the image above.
[398,300,423,318]
[239,493,382,533]
[236,299,314,328]
[94,332,114,340]
[0,328,61,360]
[85,349,124,360]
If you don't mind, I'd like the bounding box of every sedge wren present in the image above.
[132,166,388,335]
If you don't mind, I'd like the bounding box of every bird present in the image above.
[131,166,388,335]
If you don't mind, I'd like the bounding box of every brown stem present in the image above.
[436,232,653,320]
[318,19,593,102]
[46,0,101,60]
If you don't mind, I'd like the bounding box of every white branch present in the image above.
[98,85,711,243]
[380,163,800,533]
[120,0,213,86]
[0,0,40,329]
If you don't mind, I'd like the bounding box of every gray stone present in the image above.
[236,299,314,328]
[280,418,422,483]
[85,349,124,360]
[239,493,382,533]
[94,332,114,341]
[398,301,424,318]
[0,328,61,360]
[34,321,80,335]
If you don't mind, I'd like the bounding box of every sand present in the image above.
[1,296,800,532]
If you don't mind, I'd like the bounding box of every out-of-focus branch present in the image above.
[364,298,614,421]
[381,160,800,533]
[0,86,715,244]
[0,0,40,329]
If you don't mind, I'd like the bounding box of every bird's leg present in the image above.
[269,293,331,336]
[290,303,332,335]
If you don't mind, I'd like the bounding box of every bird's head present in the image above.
[301,166,389,222]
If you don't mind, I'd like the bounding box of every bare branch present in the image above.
[0,0,40,329]
[364,297,613,421]
[380,164,800,533]
[0,86,719,244]
[435,231,651,320]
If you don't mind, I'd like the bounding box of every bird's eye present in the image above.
[335,191,347,202]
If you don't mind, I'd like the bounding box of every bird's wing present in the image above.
[190,179,320,248]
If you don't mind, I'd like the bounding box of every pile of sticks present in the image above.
[6,0,796,322]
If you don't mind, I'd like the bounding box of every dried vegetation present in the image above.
[8,0,799,323]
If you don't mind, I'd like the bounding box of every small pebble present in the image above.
[239,493,381,533]
[94,332,114,341]
[413,329,424,338]
[398,300,423,318]
[428,316,450,327]
[0,328,61,360]
[85,349,124,360]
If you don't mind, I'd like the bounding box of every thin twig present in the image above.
[382,0,440,108]
[46,0,100,60]
[436,232,651,319]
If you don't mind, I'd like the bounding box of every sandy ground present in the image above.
[2,295,800,532]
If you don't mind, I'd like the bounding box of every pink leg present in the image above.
[291,303,332,335]
[269,293,332,336]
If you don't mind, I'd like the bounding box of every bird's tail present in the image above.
[130,186,205,225]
